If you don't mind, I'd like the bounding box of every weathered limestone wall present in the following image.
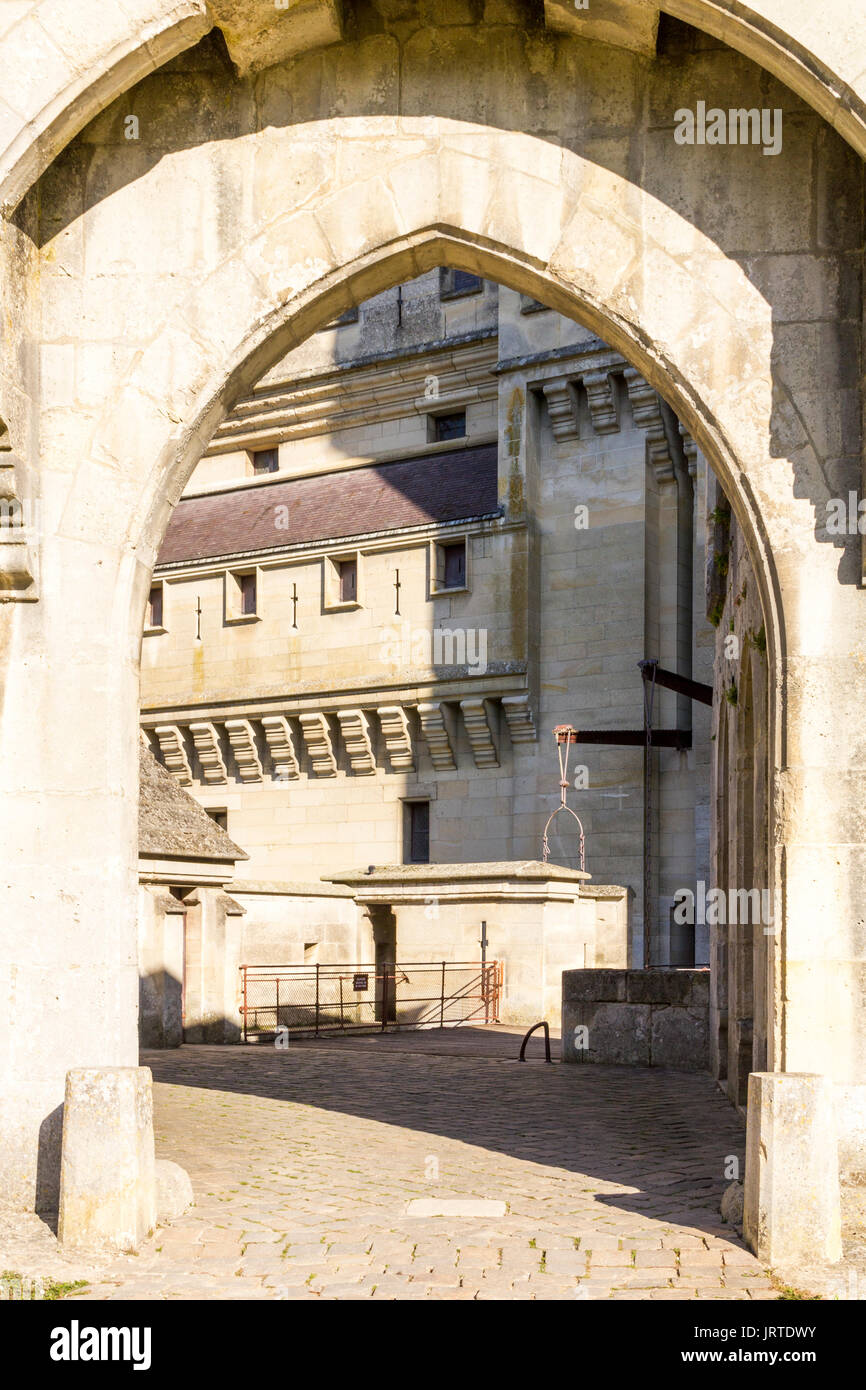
[138,886,185,1049]
[189,268,501,494]
[709,495,866,1200]
[180,887,245,1043]
[233,883,361,967]
[744,1072,843,1267]
[580,885,633,969]
[4,2,866,222]
[139,882,362,1047]
[562,967,710,1070]
[142,530,521,711]
[0,7,863,1233]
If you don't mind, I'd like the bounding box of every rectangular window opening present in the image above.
[147,584,163,629]
[251,448,278,475]
[240,572,257,615]
[431,411,466,443]
[441,540,466,589]
[439,268,483,300]
[338,557,357,604]
[403,801,430,865]
[206,808,228,832]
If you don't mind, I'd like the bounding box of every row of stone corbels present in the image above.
[538,362,699,485]
[144,691,537,785]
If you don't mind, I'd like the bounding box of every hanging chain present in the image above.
[541,725,586,872]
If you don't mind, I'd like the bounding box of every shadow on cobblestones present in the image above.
[144,1031,745,1237]
[27,1030,775,1301]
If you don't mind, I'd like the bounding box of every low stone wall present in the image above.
[232,881,359,965]
[561,968,710,1071]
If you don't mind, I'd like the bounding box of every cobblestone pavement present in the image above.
[52,1028,779,1301]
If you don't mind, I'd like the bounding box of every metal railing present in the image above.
[240,960,502,1041]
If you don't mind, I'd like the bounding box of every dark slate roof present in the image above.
[158,444,499,565]
[139,746,247,862]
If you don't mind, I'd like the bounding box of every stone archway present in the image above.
[3,0,866,216]
[0,15,862,1271]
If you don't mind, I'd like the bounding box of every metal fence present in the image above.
[240,960,502,1041]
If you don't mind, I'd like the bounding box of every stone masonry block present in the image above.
[627,968,697,1006]
[650,1005,709,1072]
[562,968,628,1003]
[155,1157,194,1224]
[58,1067,156,1253]
[744,1073,842,1267]
[562,1000,651,1066]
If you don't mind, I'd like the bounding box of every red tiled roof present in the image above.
[157,444,499,566]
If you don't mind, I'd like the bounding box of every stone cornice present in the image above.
[208,334,499,454]
[336,709,376,776]
[459,697,499,769]
[140,665,529,722]
[153,725,193,785]
[379,706,415,773]
[224,719,264,783]
[326,858,591,905]
[261,715,300,781]
[679,423,700,478]
[416,701,457,772]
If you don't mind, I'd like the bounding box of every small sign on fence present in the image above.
[352,973,369,992]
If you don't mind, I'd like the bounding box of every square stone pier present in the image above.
[326,861,629,1026]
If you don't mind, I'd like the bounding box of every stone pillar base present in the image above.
[58,1067,156,1253]
[744,1072,842,1266]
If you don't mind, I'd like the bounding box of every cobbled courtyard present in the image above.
[57,1027,778,1301]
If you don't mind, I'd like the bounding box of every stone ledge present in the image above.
[327,860,590,885]
[229,879,356,898]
